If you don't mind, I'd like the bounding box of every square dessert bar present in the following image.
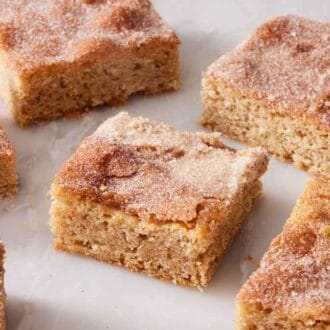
[237,179,330,329]
[0,128,17,197]
[0,244,5,330]
[201,15,330,179]
[49,112,268,288]
[0,0,180,126]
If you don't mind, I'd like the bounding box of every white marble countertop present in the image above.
[0,1,328,329]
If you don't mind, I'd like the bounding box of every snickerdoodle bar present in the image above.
[0,0,180,126]
[49,112,268,288]
[237,179,330,329]
[201,15,329,179]
[0,128,17,197]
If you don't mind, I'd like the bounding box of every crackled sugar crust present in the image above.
[0,0,178,71]
[53,112,268,223]
[50,112,268,287]
[201,15,330,178]
[204,15,329,127]
[0,128,17,197]
[0,0,180,125]
[237,179,330,329]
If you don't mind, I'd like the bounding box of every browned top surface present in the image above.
[0,0,179,72]
[0,128,14,158]
[238,179,330,323]
[53,112,268,223]
[206,15,330,128]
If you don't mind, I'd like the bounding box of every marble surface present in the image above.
[0,1,328,329]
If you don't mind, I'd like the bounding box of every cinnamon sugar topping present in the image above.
[238,180,330,322]
[0,0,178,72]
[54,112,268,222]
[207,15,330,127]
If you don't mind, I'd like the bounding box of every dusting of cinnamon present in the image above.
[54,112,268,223]
[238,179,330,323]
[206,15,330,127]
[0,0,179,72]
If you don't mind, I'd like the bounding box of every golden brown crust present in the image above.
[205,15,330,129]
[53,112,268,223]
[0,0,179,73]
[237,179,330,326]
